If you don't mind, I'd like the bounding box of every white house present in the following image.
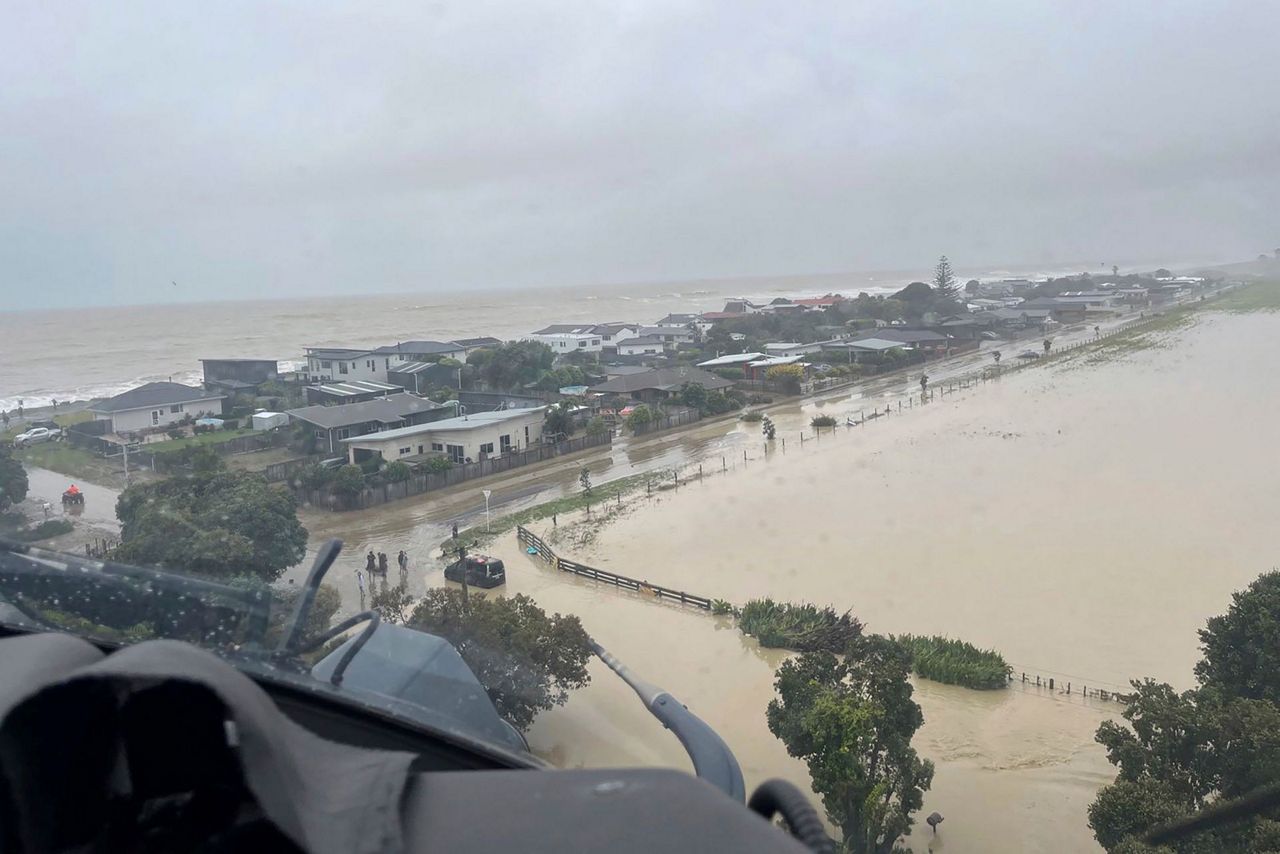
[373,340,467,370]
[528,325,607,353]
[304,347,386,383]
[616,335,667,356]
[341,406,547,465]
[90,382,226,434]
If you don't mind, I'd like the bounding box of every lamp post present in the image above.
[482,489,492,532]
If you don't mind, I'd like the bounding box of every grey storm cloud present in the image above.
[2,0,1278,309]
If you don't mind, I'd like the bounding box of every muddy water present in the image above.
[303,309,1280,852]
[488,310,1280,853]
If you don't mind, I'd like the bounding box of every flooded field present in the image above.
[304,307,1280,852]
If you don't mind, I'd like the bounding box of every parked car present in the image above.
[13,427,58,447]
[444,554,507,589]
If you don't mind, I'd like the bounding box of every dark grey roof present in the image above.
[871,329,949,343]
[656,313,700,324]
[372,340,462,356]
[618,336,666,347]
[286,393,449,429]
[90,382,224,413]
[603,365,652,377]
[589,367,733,395]
[451,336,502,348]
[305,347,373,359]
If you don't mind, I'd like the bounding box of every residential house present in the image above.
[987,308,1052,330]
[90,382,226,434]
[304,347,385,383]
[304,380,405,406]
[821,338,909,364]
[616,336,667,357]
[372,340,467,375]
[387,361,459,395]
[869,329,951,355]
[200,358,280,394]
[763,342,823,358]
[592,323,643,346]
[451,336,503,360]
[342,406,548,465]
[743,354,808,381]
[588,366,733,404]
[792,295,846,310]
[653,313,713,334]
[696,353,766,370]
[601,364,653,379]
[527,325,606,353]
[286,393,457,455]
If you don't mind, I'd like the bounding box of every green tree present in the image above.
[767,635,934,853]
[544,401,576,438]
[585,416,609,437]
[114,470,308,582]
[578,466,592,494]
[625,404,653,431]
[383,461,412,482]
[677,382,709,413]
[1194,571,1280,703]
[1088,571,1280,851]
[330,464,366,496]
[470,341,554,390]
[933,255,959,301]
[0,446,29,513]
[406,589,593,730]
[188,445,225,473]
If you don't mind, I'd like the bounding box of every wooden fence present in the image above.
[299,432,613,511]
[631,407,702,436]
[517,525,712,610]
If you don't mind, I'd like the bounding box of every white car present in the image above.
[13,427,57,447]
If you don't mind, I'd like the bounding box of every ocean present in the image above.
[0,262,1172,411]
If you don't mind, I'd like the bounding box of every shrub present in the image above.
[330,465,367,496]
[384,461,412,482]
[747,394,774,405]
[297,463,335,490]
[625,404,653,431]
[711,599,736,616]
[811,415,838,429]
[222,419,240,430]
[711,367,745,380]
[740,412,763,423]
[738,599,863,653]
[895,634,1011,690]
[585,416,609,437]
[421,457,453,474]
[358,456,383,475]
[166,428,185,440]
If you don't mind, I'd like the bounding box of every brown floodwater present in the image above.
[305,308,1280,852]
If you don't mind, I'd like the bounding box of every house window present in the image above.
[385,359,391,370]
[577,340,587,348]
[170,404,183,414]
[338,362,348,375]
[431,443,443,452]
[446,444,465,464]
[152,410,161,425]
[499,434,512,452]
[321,360,332,369]
[480,442,494,455]
[417,444,424,455]
[591,339,600,346]
[336,428,350,439]
[399,446,411,455]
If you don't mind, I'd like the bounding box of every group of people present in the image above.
[355,548,410,605]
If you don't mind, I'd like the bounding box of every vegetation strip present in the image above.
[894,634,1012,690]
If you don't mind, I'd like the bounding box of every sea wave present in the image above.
[0,369,204,412]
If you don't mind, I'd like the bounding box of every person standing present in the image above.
[378,551,389,576]
[397,550,408,585]
[355,568,366,609]
[366,550,377,576]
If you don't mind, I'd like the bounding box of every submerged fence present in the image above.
[516,525,712,610]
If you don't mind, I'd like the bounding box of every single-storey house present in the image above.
[304,379,405,406]
[588,366,733,404]
[820,338,909,364]
[697,352,765,370]
[387,361,458,395]
[987,308,1052,329]
[744,355,808,381]
[601,364,653,379]
[200,358,280,394]
[616,335,667,356]
[342,406,548,465]
[451,336,503,359]
[373,340,467,369]
[304,347,386,383]
[90,382,226,434]
[287,393,457,455]
[764,342,824,358]
[867,329,951,355]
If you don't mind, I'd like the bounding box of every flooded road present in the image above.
[302,306,1280,852]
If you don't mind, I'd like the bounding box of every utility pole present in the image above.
[482,489,492,532]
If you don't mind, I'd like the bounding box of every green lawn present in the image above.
[1210,279,1280,313]
[142,427,257,453]
[2,410,93,441]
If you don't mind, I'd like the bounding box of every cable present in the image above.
[747,778,836,853]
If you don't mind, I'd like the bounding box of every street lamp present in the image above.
[482,489,492,532]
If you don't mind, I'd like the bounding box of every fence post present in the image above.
[722,456,726,472]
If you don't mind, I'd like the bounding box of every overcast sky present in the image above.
[2,1,1278,310]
